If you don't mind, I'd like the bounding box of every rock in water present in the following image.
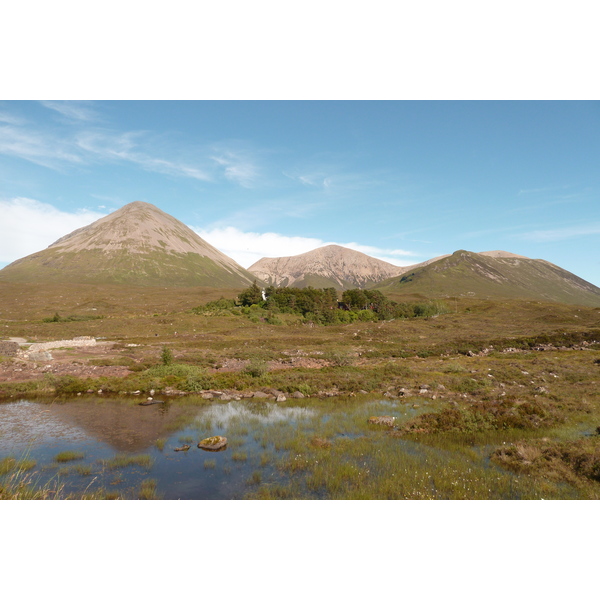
[139,398,165,406]
[198,436,228,451]
[174,445,191,452]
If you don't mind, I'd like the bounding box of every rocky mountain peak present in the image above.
[0,201,257,288]
[249,244,405,290]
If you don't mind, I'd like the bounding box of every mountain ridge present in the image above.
[373,249,600,306]
[0,201,598,306]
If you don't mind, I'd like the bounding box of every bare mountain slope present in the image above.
[0,201,257,288]
[248,244,406,290]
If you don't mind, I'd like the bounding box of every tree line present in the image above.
[234,281,447,324]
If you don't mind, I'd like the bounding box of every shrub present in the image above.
[245,358,269,378]
[48,375,90,394]
[182,371,214,392]
[160,347,174,366]
[322,351,353,366]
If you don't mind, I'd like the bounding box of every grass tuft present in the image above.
[54,451,85,463]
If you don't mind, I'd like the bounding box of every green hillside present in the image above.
[374,250,600,307]
[0,247,256,288]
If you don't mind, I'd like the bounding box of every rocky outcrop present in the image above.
[26,336,97,353]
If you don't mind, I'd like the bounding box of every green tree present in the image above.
[342,289,368,310]
[238,281,263,306]
[161,347,174,366]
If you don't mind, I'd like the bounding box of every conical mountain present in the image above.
[248,244,406,290]
[0,201,257,288]
[374,249,600,306]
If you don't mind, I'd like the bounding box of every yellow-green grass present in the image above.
[54,451,85,463]
[100,454,153,470]
[138,479,159,500]
[0,456,37,474]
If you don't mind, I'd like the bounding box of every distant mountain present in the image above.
[374,249,600,306]
[248,244,407,290]
[0,201,257,288]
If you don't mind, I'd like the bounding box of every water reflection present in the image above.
[0,397,324,499]
[196,401,316,426]
[0,400,89,451]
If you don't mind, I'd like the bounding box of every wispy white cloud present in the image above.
[0,125,85,169]
[210,148,259,188]
[0,111,25,125]
[192,225,419,269]
[77,129,214,181]
[40,101,100,122]
[283,167,381,195]
[0,113,219,182]
[0,198,108,265]
[515,222,600,242]
[284,170,330,189]
[518,186,561,195]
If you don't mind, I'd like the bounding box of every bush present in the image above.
[245,358,269,378]
[49,375,90,394]
[357,309,378,322]
[322,351,353,367]
[182,372,214,392]
[161,347,174,366]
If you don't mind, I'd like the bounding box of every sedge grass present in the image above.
[138,479,159,500]
[54,451,85,463]
[100,454,153,470]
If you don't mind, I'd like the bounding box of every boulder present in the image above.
[253,391,271,399]
[276,394,287,402]
[29,351,53,362]
[174,444,191,452]
[198,436,228,451]
[368,416,395,427]
[291,391,305,399]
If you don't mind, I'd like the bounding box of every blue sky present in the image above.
[1,100,599,285]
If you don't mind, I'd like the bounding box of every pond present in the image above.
[0,395,585,499]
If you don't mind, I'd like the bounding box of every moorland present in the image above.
[1,281,600,499]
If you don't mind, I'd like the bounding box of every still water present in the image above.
[0,395,427,499]
[1,395,580,499]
